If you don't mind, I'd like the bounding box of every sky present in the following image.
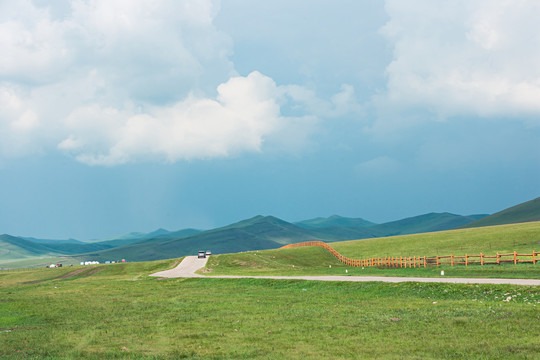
[0,0,539,239]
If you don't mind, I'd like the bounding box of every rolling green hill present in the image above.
[462,197,540,228]
[0,211,490,265]
[295,215,375,229]
[95,228,202,248]
[74,212,489,263]
[0,234,115,260]
[0,234,56,260]
[90,228,201,245]
[297,212,486,240]
[205,221,540,278]
[0,227,203,264]
[22,237,85,245]
[10,197,540,265]
[331,221,540,259]
[78,215,327,262]
[371,212,486,236]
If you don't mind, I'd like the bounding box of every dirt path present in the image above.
[150,256,540,285]
[57,266,100,279]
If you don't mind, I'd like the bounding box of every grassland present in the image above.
[0,255,84,270]
[1,261,539,359]
[463,197,540,228]
[203,247,540,279]
[203,222,540,278]
[1,221,539,359]
[331,221,540,259]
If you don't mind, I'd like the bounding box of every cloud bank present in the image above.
[1,0,356,165]
[58,71,301,165]
[380,0,540,123]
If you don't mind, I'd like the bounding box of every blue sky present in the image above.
[1,0,539,239]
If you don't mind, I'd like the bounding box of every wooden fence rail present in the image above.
[280,241,538,268]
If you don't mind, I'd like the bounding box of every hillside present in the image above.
[296,212,486,240]
[75,212,488,262]
[77,215,328,262]
[0,234,56,260]
[1,210,489,265]
[206,221,540,278]
[371,212,486,236]
[96,228,202,248]
[0,234,115,261]
[295,215,375,229]
[0,227,203,263]
[462,197,540,228]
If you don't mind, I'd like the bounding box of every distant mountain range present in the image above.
[294,212,486,239]
[1,196,539,264]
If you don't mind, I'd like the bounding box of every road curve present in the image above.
[150,256,540,286]
[150,256,208,278]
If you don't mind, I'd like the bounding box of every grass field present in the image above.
[204,222,540,278]
[203,247,540,279]
[1,222,539,359]
[331,221,540,259]
[1,261,539,359]
[0,255,83,270]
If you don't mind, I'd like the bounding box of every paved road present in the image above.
[150,256,208,278]
[150,256,540,286]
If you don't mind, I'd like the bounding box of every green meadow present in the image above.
[1,261,539,359]
[204,222,540,278]
[332,221,540,258]
[1,222,539,359]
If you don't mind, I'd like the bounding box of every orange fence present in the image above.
[280,241,539,268]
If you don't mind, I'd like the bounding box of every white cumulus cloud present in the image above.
[59,71,306,165]
[379,0,540,124]
[0,0,341,165]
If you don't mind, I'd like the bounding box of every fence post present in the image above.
[514,251,517,264]
[497,252,500,265]
[400,257,403,268]
[465,254,468,266]
[480,253,484,266]
[413,256,416,268]
[533,251,536,265]
[451,254,454,267]
[436,255,439,267]
[424,256,426,268]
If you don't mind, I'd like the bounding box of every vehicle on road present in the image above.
[198,251,206,258]
[205,250,212,256]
